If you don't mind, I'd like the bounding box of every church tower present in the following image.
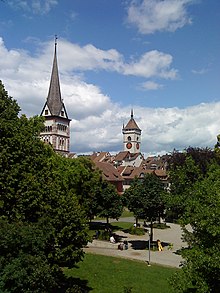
[122,110,141,153]
[40,37,71,155]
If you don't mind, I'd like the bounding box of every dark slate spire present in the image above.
[46,36,64,116]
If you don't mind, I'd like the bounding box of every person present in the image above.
[124,240,128,250]
[95,230,100,239]
[118,242,123,250]
[110,235,116,243]
[157,239,163,251]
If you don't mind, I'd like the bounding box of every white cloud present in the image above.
[191,68,209,75]
[123,50,178,79]
[126,0,194,34]
[48,40,177,79]
[8,0,58,15]
[0,36,219,155]
[71,103,220,154]
[141,80,163,90]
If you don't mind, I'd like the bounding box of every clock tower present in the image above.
[122,110,141,153]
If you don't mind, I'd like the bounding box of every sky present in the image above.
[0,0,220,156]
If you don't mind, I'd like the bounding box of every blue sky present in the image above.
[0,0,220,155]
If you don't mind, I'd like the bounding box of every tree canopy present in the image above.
[167,147,220,292]
[124,173,165,241]
[166,147,216,222]
[0,81,97,291]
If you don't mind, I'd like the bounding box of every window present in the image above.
[45,109,48,115]
[127,136,131,141]
[61,110,64,116]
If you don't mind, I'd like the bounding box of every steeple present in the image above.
[122,110,142,153]
[123,109,141,131]
[43,36,68,118]
[40,37,71,155]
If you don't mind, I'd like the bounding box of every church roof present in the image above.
[42,39,69,119]
[123,110,141,131]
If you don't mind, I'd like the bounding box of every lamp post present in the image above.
[147,230,151,266]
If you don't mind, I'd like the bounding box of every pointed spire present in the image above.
[123,109,141,131]
[46,35,63,116]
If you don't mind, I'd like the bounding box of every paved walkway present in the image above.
[84,221,187,268]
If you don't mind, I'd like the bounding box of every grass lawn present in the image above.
[65,253,176,293]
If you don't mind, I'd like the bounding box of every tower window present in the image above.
[127,136,131,141]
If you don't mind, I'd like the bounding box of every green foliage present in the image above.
[128,226,145,235]
[166,147,217,222]
[167,147,220,292]
[0,219,61,292]
[0,81,96,291]
[97,230,110,241]
[95,181,123,223]
[152,223,170,229]
[124,173,166,240]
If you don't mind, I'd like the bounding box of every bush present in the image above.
[152,223,170,229]
[128,226,145,235]
[98,230,110,241]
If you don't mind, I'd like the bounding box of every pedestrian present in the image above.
[110,235,116,243]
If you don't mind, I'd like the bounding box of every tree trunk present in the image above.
[106,217,109,225]
[135,217,138,226]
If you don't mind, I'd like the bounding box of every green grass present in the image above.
[65,254,176,293]
[89,221,132,234]
[121,208,134,218]
[95,208,134,221]
[110,221,133,231]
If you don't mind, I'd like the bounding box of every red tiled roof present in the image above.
[94,161,124,182]
[114,151,130,161]
[119,166,154,179]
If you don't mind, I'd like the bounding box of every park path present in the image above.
[84,219,187,268]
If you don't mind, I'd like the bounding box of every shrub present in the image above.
[152,223,170,229]
[98,230,110,241]
[128,226,145,235]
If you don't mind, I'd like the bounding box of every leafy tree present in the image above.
[170,163,220,292]
[166,147,216,222]
[96,181,123,224]
[0,81,92,291]
[59,156,104,221]
[0,218,61,293]
[124,173,165,241]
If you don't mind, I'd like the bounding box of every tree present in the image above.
[96,181,123,224]
[0,219,61,293]
[166,147,216,222]
[0,81,91,291]
[170,163,220,292]
[124,173,166,241]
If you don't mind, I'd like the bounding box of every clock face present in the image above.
[126,142,132,149]
[136,143,140,149]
